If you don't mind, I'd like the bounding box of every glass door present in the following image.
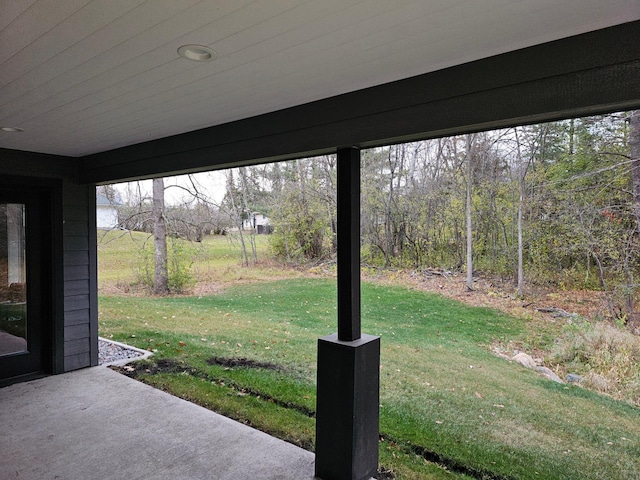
[0,192,47,381]
[0,204,27,356]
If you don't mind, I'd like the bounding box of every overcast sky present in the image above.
[112,171,227,207]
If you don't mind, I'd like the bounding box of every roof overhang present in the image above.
[0,2,638,184]
[79,21,640,184]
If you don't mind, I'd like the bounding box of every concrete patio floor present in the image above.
[0,366,316,479]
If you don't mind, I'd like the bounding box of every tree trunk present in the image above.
[514,128,525,297]
[153,177,168,294]
[465,134,474,291]
[384,149,395,266]
[239,167,257,264]
[630,110,640,230]
[517,189,524,297]
[568,118,575,156]
[227,170,249,267]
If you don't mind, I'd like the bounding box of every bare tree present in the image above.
[465,134,475,291]
[266,162,293,261]
[630,110,640,229]
[238,167,258,264]
[515,130,526,298]
[225,170,250,267]
[153,177,168,294]
[513,129,529,297]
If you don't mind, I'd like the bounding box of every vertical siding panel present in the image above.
[88,188,99,366]
[62,182,97,371]
[64,352,91,372]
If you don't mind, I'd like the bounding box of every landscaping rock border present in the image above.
[98,337,153,366]
[494,348,580,385]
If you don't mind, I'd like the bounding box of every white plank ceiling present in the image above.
[0,0,638,157]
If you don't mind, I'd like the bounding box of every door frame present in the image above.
[0,176,63,385]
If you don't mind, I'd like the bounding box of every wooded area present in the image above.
[101,112,640,328]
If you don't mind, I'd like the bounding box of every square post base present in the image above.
[315,333,380,480]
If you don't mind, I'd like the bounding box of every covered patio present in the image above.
[1,2,639,479]
[0,366,315,479]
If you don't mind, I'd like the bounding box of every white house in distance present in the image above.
[243,212,271,234]
[96,194,119,229]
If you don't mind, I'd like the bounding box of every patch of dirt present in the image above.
[373,467,395,480]
[111,357,318,426]
[99,282,144,296]
[206,356,282,371]
[191,282,225,296]
[363,268,609,323]
[111,358,183,377]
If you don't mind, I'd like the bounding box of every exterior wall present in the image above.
[63,182,97,371]
[0,148,97,374]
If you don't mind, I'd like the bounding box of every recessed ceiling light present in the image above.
[1,127,24,132]
[178,45,217,62]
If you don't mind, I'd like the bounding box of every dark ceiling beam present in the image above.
[0,148,77,180]
[79,21,640,185]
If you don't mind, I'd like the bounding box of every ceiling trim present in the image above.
[0,148,76,180]
[79,21,640,185]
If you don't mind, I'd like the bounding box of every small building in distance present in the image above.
[96,194,119,229]
[243,212,271,234]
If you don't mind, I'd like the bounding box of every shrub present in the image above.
[551,319,640,405]
[133,237,197,294]
[167,237,197,293]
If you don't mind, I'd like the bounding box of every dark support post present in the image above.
[337,146,361,341]
[315,147,380,480]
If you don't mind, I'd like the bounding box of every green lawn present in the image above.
[99,276,640,480]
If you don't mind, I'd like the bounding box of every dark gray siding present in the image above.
[62,182,97,371]
[0,149,97,373]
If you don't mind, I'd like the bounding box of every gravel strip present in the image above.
[98,337,152,366]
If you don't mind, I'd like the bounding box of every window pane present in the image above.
[0,204,27,356]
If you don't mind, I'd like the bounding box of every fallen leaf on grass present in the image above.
[475,391,483,399]
[178,341,186,346]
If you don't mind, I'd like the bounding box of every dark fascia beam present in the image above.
[79,20,640,185]
[0,148,78,181]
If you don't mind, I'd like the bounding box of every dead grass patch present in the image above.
[550,320,640,405]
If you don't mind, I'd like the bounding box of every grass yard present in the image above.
[98,232,640,479]
[97,229,299,291]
